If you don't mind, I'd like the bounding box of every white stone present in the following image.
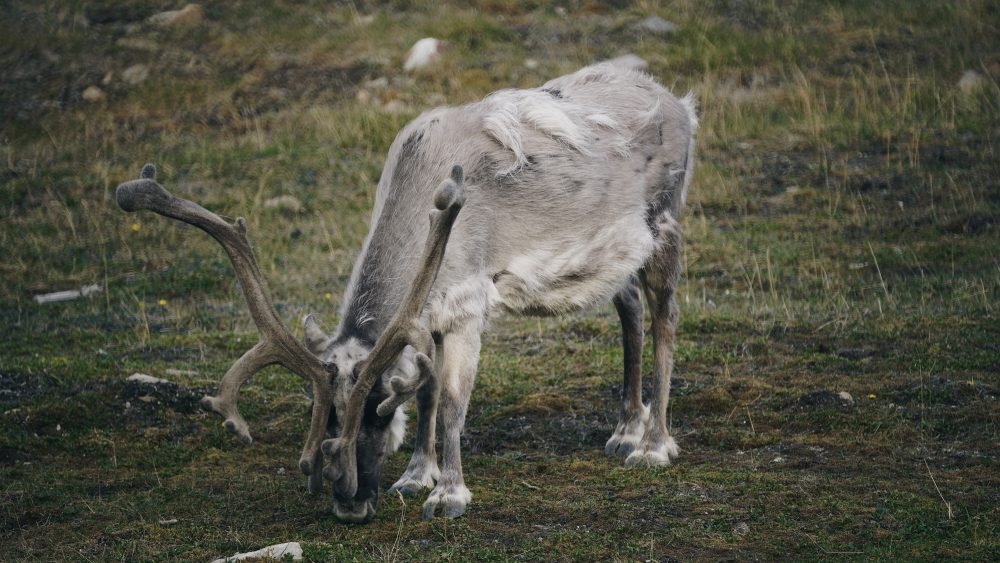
[148,4,204,27]
[211,542,303,563]
[634,15,678,35]
[82,86,107,103]
[837,391,854,403]
[958,70,986,95]
[122,64,150,85]
[404,38,442,71]
[127,373,170,385]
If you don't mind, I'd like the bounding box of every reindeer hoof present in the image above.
[388,471,438,497]
[389,481,424,497]
[624,434,679,467]
[421,482,471,519]
[604,404,650,457]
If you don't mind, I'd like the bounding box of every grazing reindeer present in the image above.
[115,62,696,523]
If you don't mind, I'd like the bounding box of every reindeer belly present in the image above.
[493,213,656,315]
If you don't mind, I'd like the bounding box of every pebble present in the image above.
[148,4,204,28]
[122,64,150,85]
[958,70,986,95]
[404,38,443,71]
[633,15,678,35]
[82,86,107,103]
[127,373,170,385]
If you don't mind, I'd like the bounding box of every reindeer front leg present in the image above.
[421,327,480,519]
[389,346,441,496]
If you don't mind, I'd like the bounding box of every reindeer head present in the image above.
[303,331,435,523]
[115,163,464,523]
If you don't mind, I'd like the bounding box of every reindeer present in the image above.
[115,62,696,523]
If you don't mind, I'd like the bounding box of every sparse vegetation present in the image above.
[2,0,998,560]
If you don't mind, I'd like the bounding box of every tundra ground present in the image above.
[1,0,998,560]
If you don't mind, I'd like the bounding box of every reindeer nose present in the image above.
[333,498,376,524]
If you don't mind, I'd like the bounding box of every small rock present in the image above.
[603,54,647,71]
[633,15,678,35]
[148,4,204,28]
[837,391,854,403]
[101,71,114,85]
[164,368,198,377]
[732,522,750,537]
[82,86,107,103]
[524,58,539,69]
[211,542,303,563]
[958,70,986,95]
[263,195,304,213]
[122,64,150,85]
[127,373,170,385]
[355,89,372,104]
[159,518,178,526]
[404,37,443,71]
[771,456,785,464]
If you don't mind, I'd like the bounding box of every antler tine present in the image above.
[116,164,334,481]
[322,165,465,498]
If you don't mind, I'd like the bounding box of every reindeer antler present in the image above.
[116,164,333,493]
[322,165,466,498]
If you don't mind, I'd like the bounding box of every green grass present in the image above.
[2,0,998,560]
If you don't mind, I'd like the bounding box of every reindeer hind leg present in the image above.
[626,214,682,466]
[605,275,650,457]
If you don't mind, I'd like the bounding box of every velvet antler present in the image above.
[115,164,333,493]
